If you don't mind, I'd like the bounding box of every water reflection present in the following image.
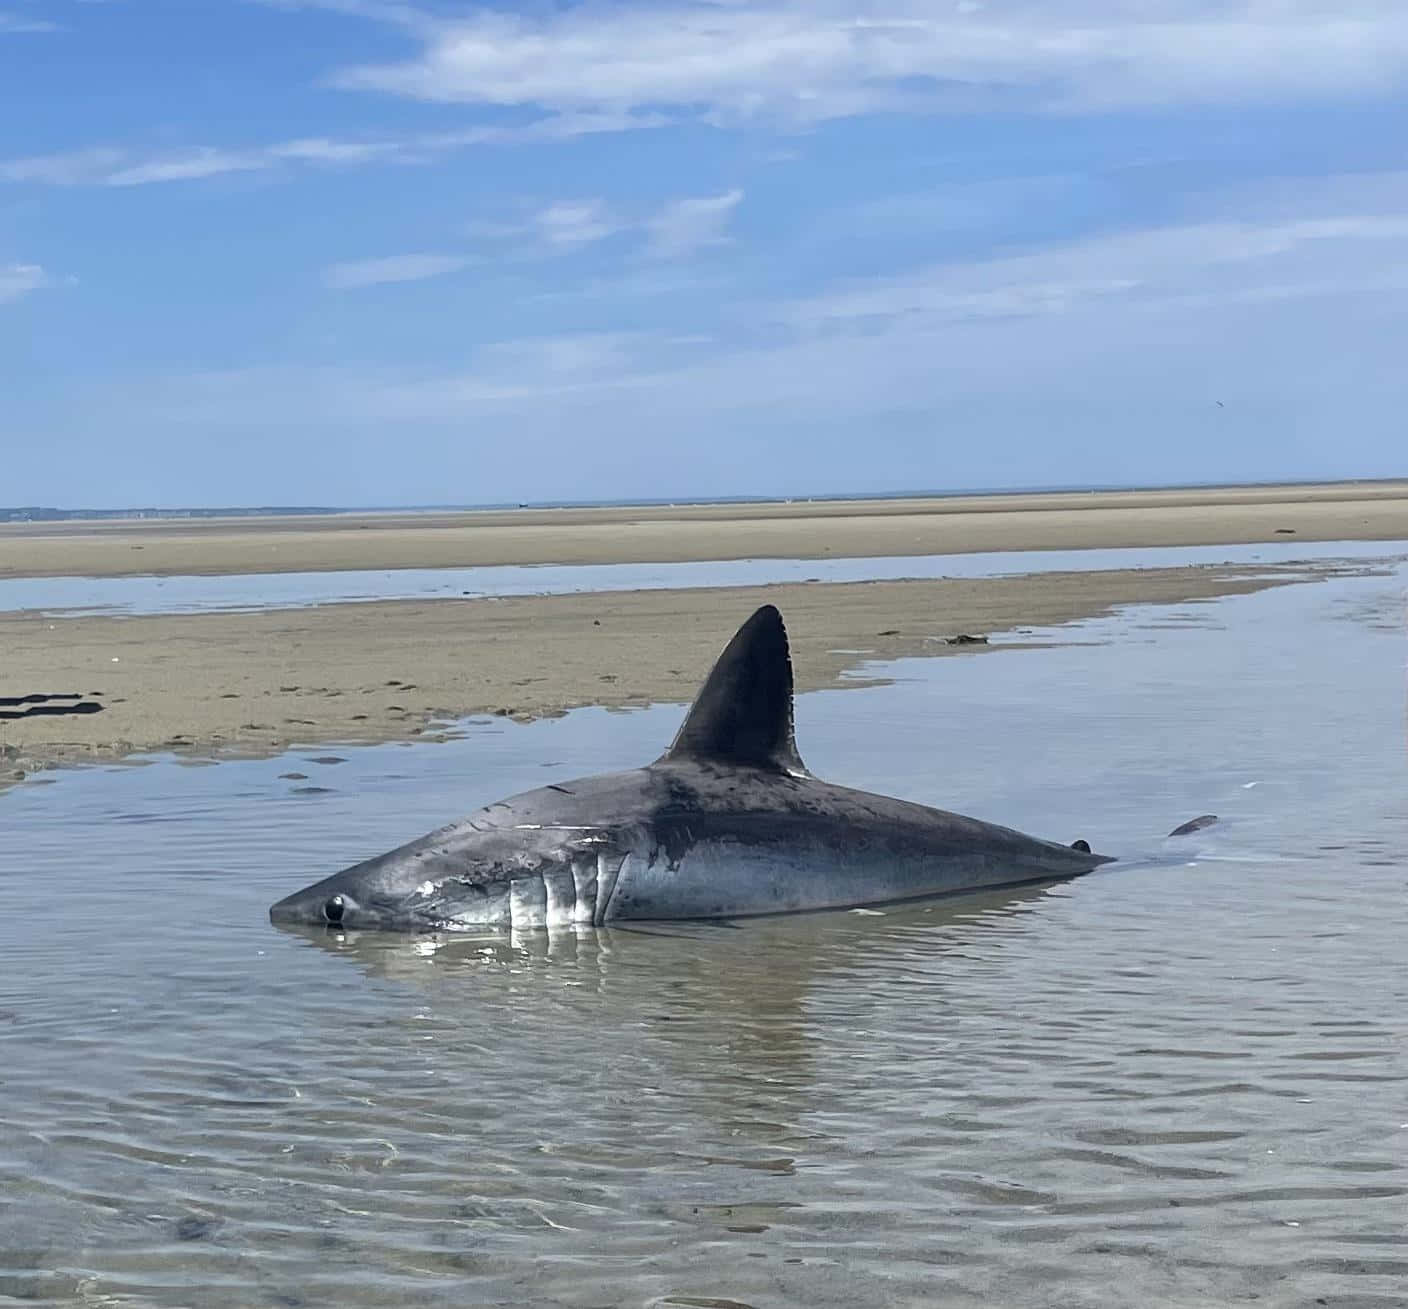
[276,882,1061,1131]
[5,538,1401,617]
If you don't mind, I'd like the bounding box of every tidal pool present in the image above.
[2,562,1406,1306]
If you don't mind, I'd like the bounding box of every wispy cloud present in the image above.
[77,174,1408,503]
[780,212,1408,334]
[256,0,430,31]
[467,332,650,388]
[36,3,1394,197]
[9,6,1404,195]
[0,263,51,304]
[0,114,663,188]
[0,140,398,187]
[107,138,403,186]
[532,199,623,250]
[0,148,128,185]
[195,191,1408,425]
[644,189,743,258]
[468,189,743,261]
[0,11,59,33]
[323,252,474,288]
[328,1,1408,122]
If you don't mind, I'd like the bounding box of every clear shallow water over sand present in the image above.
[2,565,1406,1307]
[3,539,1401,616]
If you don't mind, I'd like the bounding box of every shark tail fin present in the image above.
[660,604,809,775]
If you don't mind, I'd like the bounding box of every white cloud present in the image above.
[323,252,474,288]
[0,114,662,188]
[33,168,1408,501]
[644,189,743,258]
[105,138,404,186]
[330,1,1408,121]
[470,332,651,383]
[10,1,1401,203]
[331,187,739,293]
[532,199,623,249]
[257,0,429,30]
[0,11,58,33]
[780,212,1408,333]
[0,264,52,306]
[151,187,1408,427]
[0,141,392,187]
[103,150,280,187]
[466,198,626,249]
[0,263,50,304]
[0,148,129,185]
[468,189,743,261]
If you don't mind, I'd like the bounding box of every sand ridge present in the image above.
[2,481,1406,579]
[0,563,1367,779]
[3,485,1404,781]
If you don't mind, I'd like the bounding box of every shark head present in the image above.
[270,605,806,931]
[268,851,422,931]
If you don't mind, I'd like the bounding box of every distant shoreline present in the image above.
[2,480,1407,580]
[3,475,1401,782]
[4,476,1408,527]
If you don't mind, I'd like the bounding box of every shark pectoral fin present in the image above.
[658,604,809,775]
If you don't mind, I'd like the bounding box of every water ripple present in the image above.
[3,566,1407,1306]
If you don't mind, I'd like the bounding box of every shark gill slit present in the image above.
[509,875,548,929]
[570,856,598,925]
[594,853,628,927]
[542,867,576,926]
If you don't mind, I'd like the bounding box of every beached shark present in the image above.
[269,605,1112,932]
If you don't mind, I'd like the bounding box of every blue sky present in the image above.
[3,1,1407,507]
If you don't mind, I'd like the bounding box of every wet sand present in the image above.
[2,481,1406,579]
[4,483,1403,778]
[0,564,1347,777]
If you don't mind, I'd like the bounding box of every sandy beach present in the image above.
[2,481,1406,579]
[0,560,1372,779]
[2,483,1404,780]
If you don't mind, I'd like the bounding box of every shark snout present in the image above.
[269,885,339,927]
[270,849,432,930]
[269,874,371,929]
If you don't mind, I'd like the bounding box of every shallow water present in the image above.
[3,562,1407,1307]
[4,538,1400,617]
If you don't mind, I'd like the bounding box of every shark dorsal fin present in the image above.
[660,604,808,775]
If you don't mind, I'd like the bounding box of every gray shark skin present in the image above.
[269,605,1112,932]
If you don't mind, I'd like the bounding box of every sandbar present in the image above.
[4,483,1403,782]
[2,481,1406,579]
[0,562,1361,779]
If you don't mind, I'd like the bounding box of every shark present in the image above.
[269,604,1112,932]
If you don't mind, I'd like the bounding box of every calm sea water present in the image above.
[2,540,1398,617]
[3,561,1406,1307]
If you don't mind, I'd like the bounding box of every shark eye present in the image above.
[323,895,346,925]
